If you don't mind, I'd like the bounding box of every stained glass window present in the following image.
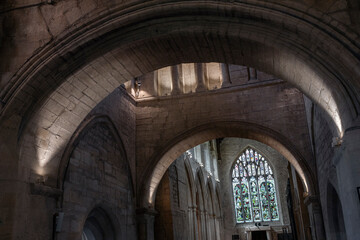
[232,148,279,223]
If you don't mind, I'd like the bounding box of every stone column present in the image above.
[192,206,200,240]
[266,230,272,240]
[247,67,257,81]
[304,196,325,240]
[215,217,221,240]
[171,65,181,95]
[188,206,196,240]
[334,125,360,240]
[136,208,157,240]
[221,63,232,88]
[210,214,216,240]
[246,231,252,240]
[201,210,208,239]
[195,63,206,92]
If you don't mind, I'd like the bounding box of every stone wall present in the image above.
[154,171,174,240]
[59,121,136,239]
[0,0,358,93]
[136,81,315,198]
[3,88,137,240]
[312,104,341,240]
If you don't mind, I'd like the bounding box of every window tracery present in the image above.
[232,148,279,223]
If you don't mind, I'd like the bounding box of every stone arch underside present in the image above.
[143,121,316,209]
[2,1,359,192]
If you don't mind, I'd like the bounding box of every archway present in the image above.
[82,208,115,240]
[327,183,347,240]
[141,121,315,209]
[2,1,358,189]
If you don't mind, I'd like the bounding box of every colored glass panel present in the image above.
[233,182,244,223]
[250,177,261,222]
[265,161,269,175]
[260,161,264,175]
[267,175,279,221]
[232,148,279,223]
[248,165,252,177]
[241,177,252,222]
[259,176,270,221]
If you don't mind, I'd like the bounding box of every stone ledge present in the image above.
[30,183,63,198]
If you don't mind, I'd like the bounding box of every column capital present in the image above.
[304,195,321,206]
[136,207,158,216]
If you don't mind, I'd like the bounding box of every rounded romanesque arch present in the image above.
[2,0,359,190]
[141,121,316,209]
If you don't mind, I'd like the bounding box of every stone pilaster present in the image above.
[171,65,181,95]
[334,125,360,240]
[195,63,206,92]
[136,208,157,240]
[304,195,326,240]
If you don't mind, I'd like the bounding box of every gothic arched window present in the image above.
[232,148,279,223]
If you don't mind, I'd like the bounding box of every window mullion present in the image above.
[265,174,272,222]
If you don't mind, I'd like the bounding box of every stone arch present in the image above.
[184,156,196,206]
[5,1,360,188]
[195,168,207,208]
[205,178,216,214]
[58,114,134,194]
[82,207,117,240]
[142,121,315,209]
[58,115,136,239]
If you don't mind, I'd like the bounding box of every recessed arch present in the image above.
[82,207,117,240]
[5,1,360,189]
[141,121,315,209]
[184,156,196,205]
[58,114,135,196]
[326,182,347,240]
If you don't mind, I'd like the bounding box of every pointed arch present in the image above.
[58,114,134,197]
[326,182,347,240]
[231,147,280,223]
[231,144,277,177]
[184,156,196,205]
[195,168,207,210]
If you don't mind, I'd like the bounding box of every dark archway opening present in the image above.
[82,208,115,240]
[327,183,347,240]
